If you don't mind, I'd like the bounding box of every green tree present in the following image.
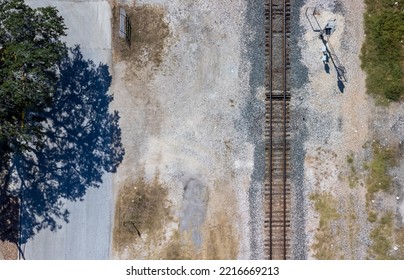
[0,0,68,252]
[0,0,67,151]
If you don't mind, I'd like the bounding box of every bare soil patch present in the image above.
[113,175,172,254]
[113,175,239,259]
[0,241,17,260]
[111,2,170,80]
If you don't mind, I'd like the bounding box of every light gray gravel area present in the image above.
[111,0,259,259]
[372,104,404,226]
[293,0,373,259]
[290,0,309,260]
[292,0,404,259]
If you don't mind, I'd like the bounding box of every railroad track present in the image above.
[264,0,291,260]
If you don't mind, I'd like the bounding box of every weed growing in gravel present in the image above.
[345,196,360,258]
[361,0,404,101]
[364,140,403,259]
[368,211,378,223]
[393,229,404,259]
[369,211,404,259]
[369,212,394,259]
[346,152,359,188]
[310,192,341,259]
[365,141,397,203]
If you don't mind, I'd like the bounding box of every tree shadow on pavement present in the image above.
[0,46,124,250]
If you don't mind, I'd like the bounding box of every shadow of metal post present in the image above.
[325,40,347,82]
[306,6,348,90]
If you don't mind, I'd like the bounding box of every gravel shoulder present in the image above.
[292,0,404,259]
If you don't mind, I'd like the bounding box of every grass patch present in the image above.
[360,0,404,101]
[369,212,394,259]
[369,212,404,259]
[368,211,378,223]
[159,230,198,260]
[393,228,404,259]
[346,196,359,258]
[310,192,341,259]
[365,141,397,203]
[364,140,404,259]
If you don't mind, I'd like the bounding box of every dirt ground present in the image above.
[110,0,256,259]
[292,0,404,259]
[0,241,17,260]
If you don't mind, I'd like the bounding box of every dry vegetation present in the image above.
[309,139,404,259]
[113,176,240,259]
[364,141,397,204]
[113,176,172,253]
[111,1,170,79]
[310,192,341,259]
[203,211,239,260]
[346,152,360,189]
[363,142,404,259]
[0,240,17,260]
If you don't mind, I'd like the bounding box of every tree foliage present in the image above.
[0,0,67,150]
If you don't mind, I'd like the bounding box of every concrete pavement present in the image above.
[23,0,113,260]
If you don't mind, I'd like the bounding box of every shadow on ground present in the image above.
[0,46,124,254]
[338,80,345,93]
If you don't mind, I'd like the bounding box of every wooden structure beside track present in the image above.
[264,0,291,260]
